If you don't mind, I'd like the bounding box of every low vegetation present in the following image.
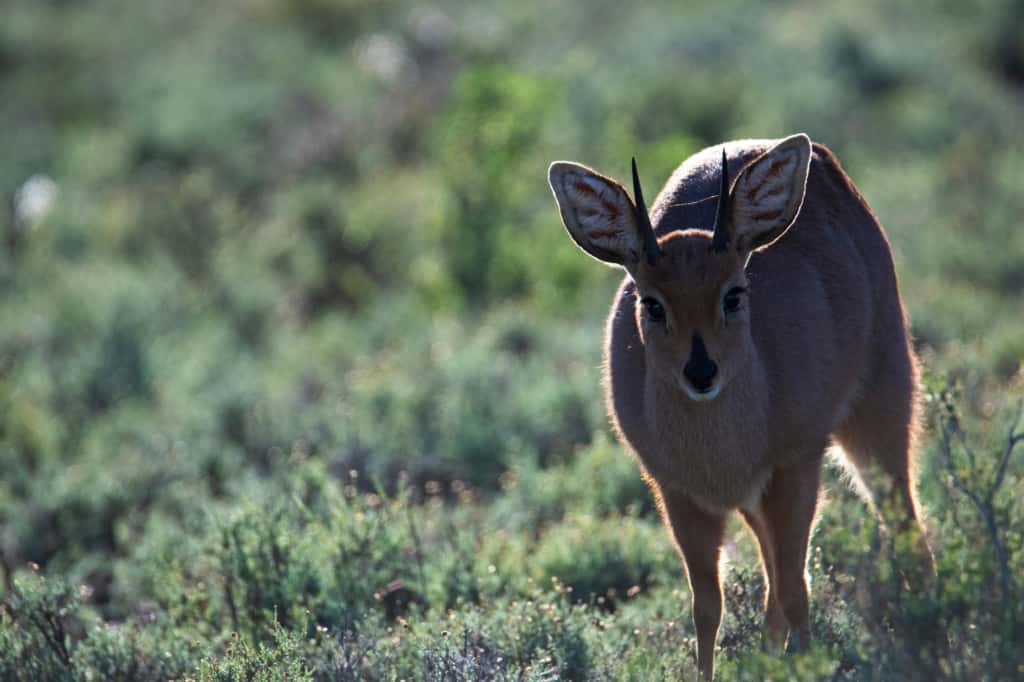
[1,0,1022,679]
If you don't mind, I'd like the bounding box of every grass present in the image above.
[1,0,1023,679]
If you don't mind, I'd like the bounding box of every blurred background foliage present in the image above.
[1,0,1023,679]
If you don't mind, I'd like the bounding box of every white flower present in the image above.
[14,174,58,229]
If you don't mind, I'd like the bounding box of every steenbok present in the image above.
[548,135,933,679]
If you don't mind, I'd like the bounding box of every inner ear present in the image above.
[548,161,644,267]
[729,134,811,252]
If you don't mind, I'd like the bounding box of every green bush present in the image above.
[2,0,1023,678]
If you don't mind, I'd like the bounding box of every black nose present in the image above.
[684,334,718,391]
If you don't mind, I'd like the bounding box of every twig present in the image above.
[664,194,722,209]
[0,549,10,593]
[989,399,1023,502]
[936,397,1021,601]
[406,504,428,601]
[29,608,71,667]
[221,530,240,633]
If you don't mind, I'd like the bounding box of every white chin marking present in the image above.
[683,383,721,402]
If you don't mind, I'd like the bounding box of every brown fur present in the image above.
[549,136,933,679]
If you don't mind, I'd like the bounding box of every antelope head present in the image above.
[548,134,812,402]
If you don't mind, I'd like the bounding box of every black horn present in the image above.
[632,157,661,265]
[710,149,731,253]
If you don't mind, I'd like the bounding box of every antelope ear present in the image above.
[548,161,643,267]
[729,134,811,252]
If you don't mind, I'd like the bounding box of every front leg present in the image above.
[657,486,727,680]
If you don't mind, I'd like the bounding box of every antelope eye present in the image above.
[640,297,665,322]
[723,287,746,314]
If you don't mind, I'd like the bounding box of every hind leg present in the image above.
[832,359,952,667]
[739,507,787,650]
[834,370,934,577]
[743,455,823,653]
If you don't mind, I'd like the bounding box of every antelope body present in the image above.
[548,135,932,679]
